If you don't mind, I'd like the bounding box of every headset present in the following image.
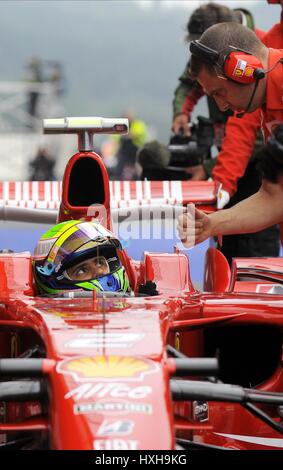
[189,40,265,84]
[190,40,283,117]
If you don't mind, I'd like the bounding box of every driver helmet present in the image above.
[33,220,130,295]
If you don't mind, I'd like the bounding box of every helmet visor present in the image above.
[45,222,121,269]
[64,255,110,281]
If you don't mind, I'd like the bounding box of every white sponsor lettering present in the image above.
[94,439,138,450]
[193,400,209,422]
[65,382,152,400]
[65,333,144,349]
[195,403,208,413]
[97,419,134,437]
[74,401,152,415]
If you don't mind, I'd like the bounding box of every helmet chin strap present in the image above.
[236,79,260,118]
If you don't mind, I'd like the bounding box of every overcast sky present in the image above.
[0,0,280,141]
[135,0,268,9]
[133,0,280,29]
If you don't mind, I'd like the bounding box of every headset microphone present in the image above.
[236,76,262,118]
[236,60,283,118]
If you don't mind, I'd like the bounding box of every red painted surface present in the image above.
[0,249,283,449]
[0,180,217,209]
[204,247,231,292]
[0,147,282,450]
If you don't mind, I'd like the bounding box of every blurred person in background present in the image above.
[24,58,66,127]
[29,147,56,181]
[257,125,283,185]
[172,3,264,140]
[47,61,66,97]
[24,56,43,128]
[114,110,148,180]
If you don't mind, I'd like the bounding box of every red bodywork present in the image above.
[0,150,283,450]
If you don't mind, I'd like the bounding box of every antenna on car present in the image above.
[43,116,129,152]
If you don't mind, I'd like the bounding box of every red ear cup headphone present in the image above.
[189,40,265,84]
[223,51,265,84]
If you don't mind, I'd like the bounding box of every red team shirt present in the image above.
[181,20,283,196]
[212,21,283,195]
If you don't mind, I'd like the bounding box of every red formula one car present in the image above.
[0,117,283,451]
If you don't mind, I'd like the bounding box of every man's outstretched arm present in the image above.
[178,180,283,247]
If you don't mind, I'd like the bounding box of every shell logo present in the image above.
[244,67,254,77]
[57,355,158,382]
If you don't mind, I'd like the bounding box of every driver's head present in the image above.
[33,220,130,295]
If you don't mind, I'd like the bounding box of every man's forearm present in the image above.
[208,181,283,236]
[173,82,191,117]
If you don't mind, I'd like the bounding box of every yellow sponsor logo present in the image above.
[234,68,244,77]
[11,333,18,358]
[58,355,158,382]
[175,332,180,351]
[244,67,254,77]
[45,309,74,319]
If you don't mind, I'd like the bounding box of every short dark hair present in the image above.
[189,22,265,79]
[186,3,236,42]
[257,125,283,183]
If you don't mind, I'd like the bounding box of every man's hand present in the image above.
[184,164,207,180]
[177,203,212,247]
[172,113,190,136]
